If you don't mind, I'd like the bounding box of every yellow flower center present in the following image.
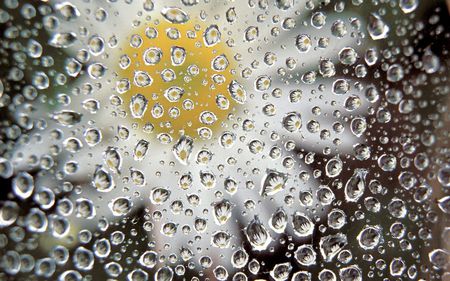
[178,150,187,160]
[117,19,237,139]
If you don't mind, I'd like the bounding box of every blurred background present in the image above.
[0,0,449,280]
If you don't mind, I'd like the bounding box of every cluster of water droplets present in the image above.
[0,0,449,280]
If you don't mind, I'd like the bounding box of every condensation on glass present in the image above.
[0,0,449,280]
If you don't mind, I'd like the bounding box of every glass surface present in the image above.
[0,0,449,280]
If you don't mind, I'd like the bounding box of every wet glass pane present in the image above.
[0,0,449,280]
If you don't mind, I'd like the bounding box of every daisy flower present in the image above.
[0,0,448,280]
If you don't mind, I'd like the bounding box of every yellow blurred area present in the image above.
[118,19,238,139]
